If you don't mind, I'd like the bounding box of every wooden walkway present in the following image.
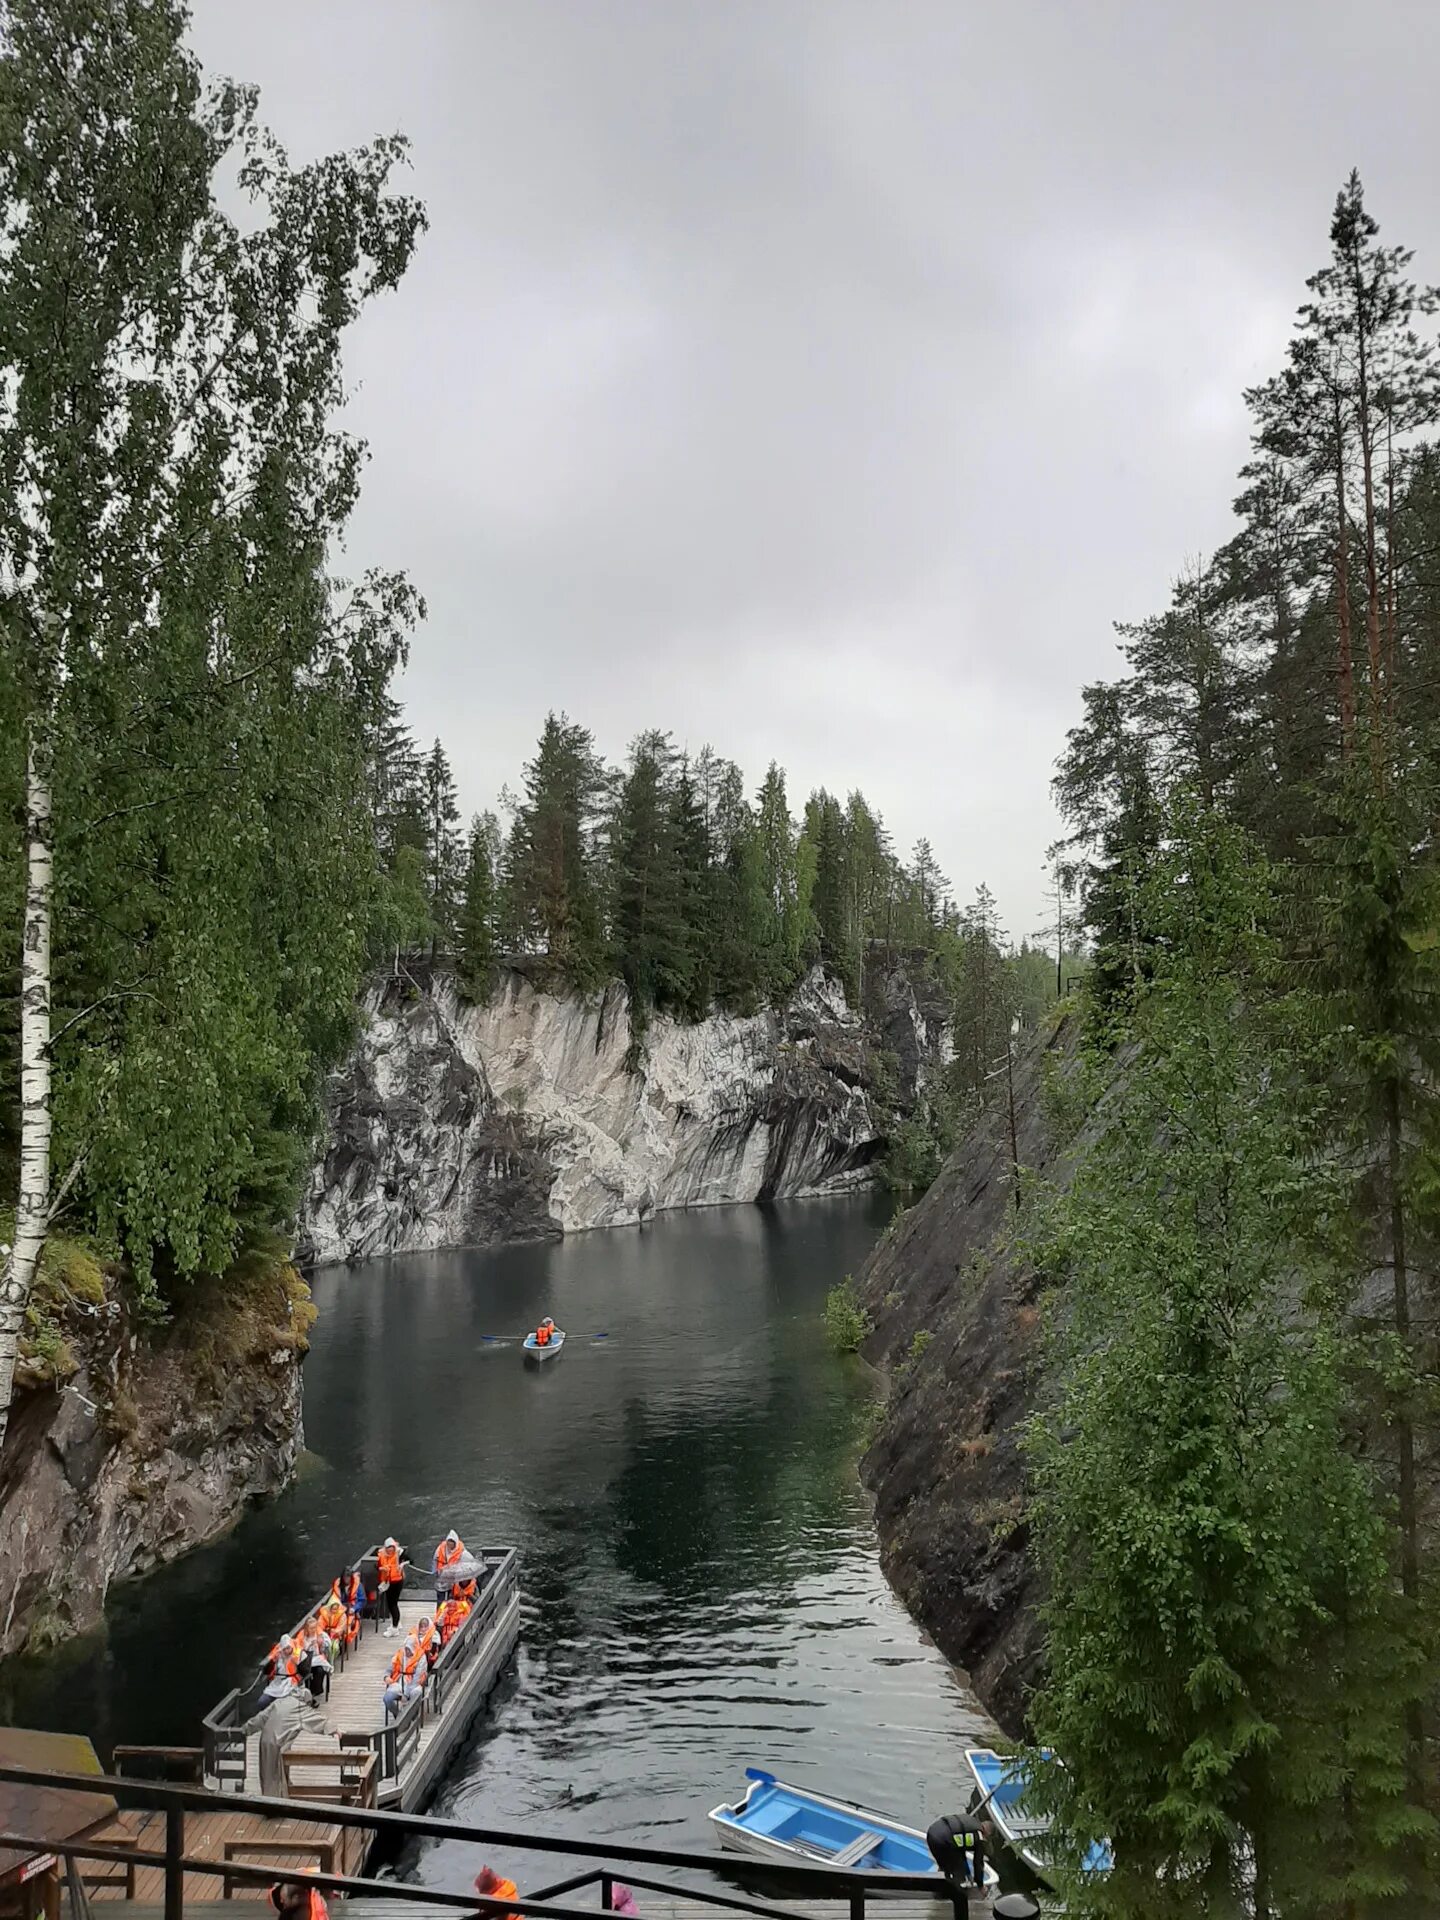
[241,1601,437,1796]
[83,1803,369,1904]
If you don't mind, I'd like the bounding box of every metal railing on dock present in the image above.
[0,1763,1020,1920]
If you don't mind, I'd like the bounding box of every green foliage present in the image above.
[457,815,496,1002]
[823,1277,872,1354]
[1026,802,1428,1915]
[0,0,425,1301]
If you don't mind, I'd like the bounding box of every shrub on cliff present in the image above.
[824,1278,872,1353]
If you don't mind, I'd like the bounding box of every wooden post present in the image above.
[164,1804,184,1920]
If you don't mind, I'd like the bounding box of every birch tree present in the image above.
[0,0,424,1446]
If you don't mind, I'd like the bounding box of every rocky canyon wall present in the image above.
[0,1263,305,1659]
[300,957,950,1266]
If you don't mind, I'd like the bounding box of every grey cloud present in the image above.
[191,0,1440,941]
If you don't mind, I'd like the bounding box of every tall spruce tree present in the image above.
[421,738,462,951]
[609,731,689,1048]
[1028,804,1420,1919]
[457,815,496,1002]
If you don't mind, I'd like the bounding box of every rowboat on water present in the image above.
[708,1768,997,1886]
[963,1747,1113,1882]
[522,1327,566,1361]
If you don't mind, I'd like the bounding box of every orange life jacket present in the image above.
[454,1575,479,1603]
[338,1571,363,1610]
[269,1885,329,1919]
[436,1536,465,1569]
[378,1545,403,1584]
[267,1642,299,1683]
[535,1325,550,1345]
[440,1597,471,1642]
[477,1876,520,1920]
[388,1637,425,1686]
[317,1600,345,1638]
[416,1621,440,1667]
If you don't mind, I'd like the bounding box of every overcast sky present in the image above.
[189,1,1440,943]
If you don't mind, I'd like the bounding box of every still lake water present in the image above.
[3,1196,994,1894]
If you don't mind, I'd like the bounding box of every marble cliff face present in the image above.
[300,957,951,1264]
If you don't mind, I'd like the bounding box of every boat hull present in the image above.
[709,1769,994,1886]
[962,1747,1111,1881]
[522,1330,566,1361]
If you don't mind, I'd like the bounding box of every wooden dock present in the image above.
[204,1548,522,1814]
[244,1599,493,1803]
[82,1802,369,1903]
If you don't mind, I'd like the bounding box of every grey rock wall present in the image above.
[300,961,936,1266]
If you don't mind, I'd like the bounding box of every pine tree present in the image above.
[457,816,496,1003]
[609,732,689,1048]
[807,790,855,999]
[421,738,463,951]
[670,761,717,1020]
[755,763,801,995]
[506,714,607,986]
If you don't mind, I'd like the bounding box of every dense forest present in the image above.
[1029,175,1440,1915]
[366,709,1080,1185]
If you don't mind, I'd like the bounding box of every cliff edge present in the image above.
[855,1015,1081,1734]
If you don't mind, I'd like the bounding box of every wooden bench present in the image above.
[281,1748,378,1809]
[77,1829,139,1898]
[220,1838,336,1899]
[112,1745,206,1783]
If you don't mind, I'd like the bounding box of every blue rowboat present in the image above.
[522,1328,565,1361]
[708,1769,996,1885]
[963,1747,1112,1881]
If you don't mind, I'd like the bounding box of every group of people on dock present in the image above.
[379,1527,480,1716]
[256,1527,479,1714]
[257,1567,366,1707]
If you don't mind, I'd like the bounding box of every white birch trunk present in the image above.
[0,721,53,1454]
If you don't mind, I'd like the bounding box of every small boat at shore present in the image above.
[522,1327,566,1361]
[963,1747,1112,1881]
[709,1768,996,1885]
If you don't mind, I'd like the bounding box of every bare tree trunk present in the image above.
[1334,393,1357,755]
[0,722,54,1454]
[1385,1075,1424,1773]
[1385,411,1398,729]
[1004,1021,1021,1213]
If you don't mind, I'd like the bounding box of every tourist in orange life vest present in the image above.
[534,1316,555,1347]
[316,1596,348,1663]
[377,1537,406,1636]
[326,1576,362,1647]
[453,1572,479,1604]
[474,1865,521,1920]
[297,1615,331,1699]
[268,1874,329,1919]
[433,1528,466,1601]
[258,1634,300,1705]
[414,1614,441,1675]
[439,1594,471,1643]
[381,1632,426,1716]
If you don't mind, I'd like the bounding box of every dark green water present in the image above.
[2,1196,994,1896]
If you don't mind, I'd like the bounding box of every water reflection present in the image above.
[1,1196,995,1898]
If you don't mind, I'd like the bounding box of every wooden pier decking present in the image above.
[244,1601,460,1797]
[82,1802,369,1903]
